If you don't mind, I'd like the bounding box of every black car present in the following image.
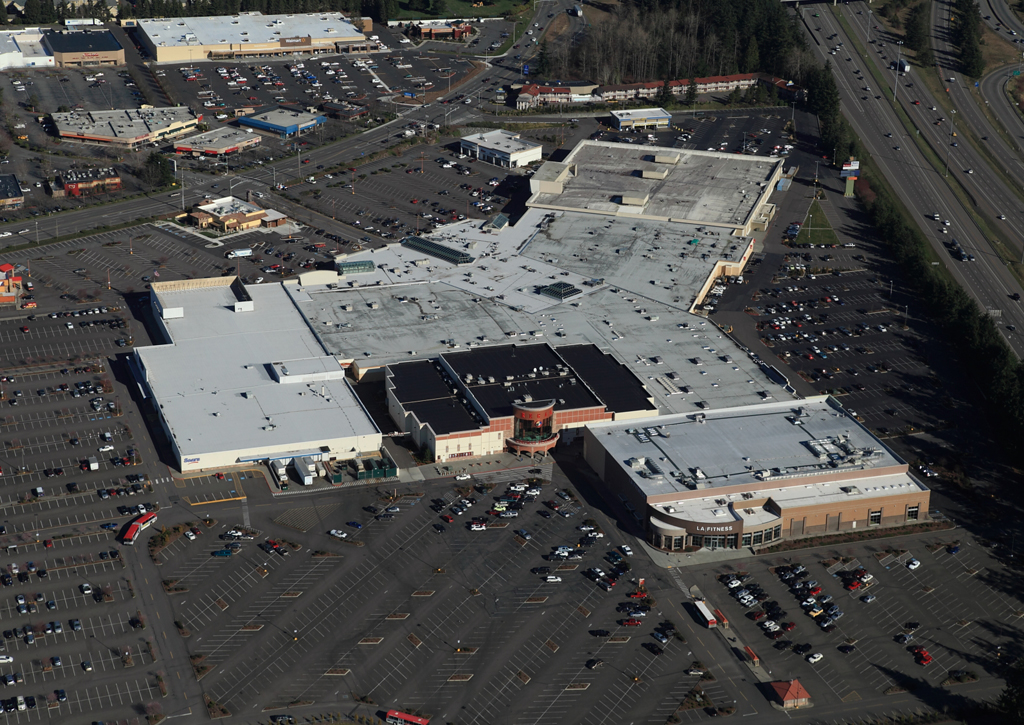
[433,524,446,534]
[793,643,812,655]
[538,510,553,519]
[590,629,611,637]
[0,575,11,587]
[773,639,793,650]
[643,642,663,656]
[838,644,856,653]
[531,567,551,575]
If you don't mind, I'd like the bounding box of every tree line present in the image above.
[540,0,817,88]
[951,0,985,77]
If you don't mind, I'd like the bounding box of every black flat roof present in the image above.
[388,360,480,435]
[0,174,22,201]
[556,344,656,414]
[443,343,603,418]
[45,30,122,54]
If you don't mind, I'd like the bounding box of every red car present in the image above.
[628,591,646,599]
[782,622,796,632]
[620,619,642,627]
[809,586,822,596]
[917,653,933,665]
[441,514,454,523]
[20,326,28,333]
[215,473,225,480]
[43,540,52,548]
[845,580,862,591]
[751,611,766,621]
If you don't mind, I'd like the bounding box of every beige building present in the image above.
[188,196,270,232]
[527,140,782,238]
[583,396,931,553]
[51,107,200,149]
[137,12,367,63]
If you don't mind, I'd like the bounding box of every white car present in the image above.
[329,529,348,540]
[620,545,633,556]
[98,445,114,452]
[807,653,824,664]
[906,558,921,570]
[454,474,471,481]
[184,530,196,541]
[0,656,11,664]
[0,231,10,237]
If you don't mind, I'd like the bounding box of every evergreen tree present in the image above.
[0,2,8,23]
[22,0,41,23]
[741,37,760,74]
[727,87,742,105]
[428,0,445,15]
[142,153,176,188]
[656,78,673,108]
[685,78,697,106]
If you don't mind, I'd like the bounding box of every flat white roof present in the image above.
[136,279,379,460]
[610,108,672,120]
[462,129,542,157]
[588,396,914,499]
[138,11,363,48]
[196,195,262,217]
[175,126,258,150]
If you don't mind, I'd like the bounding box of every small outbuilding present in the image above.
[770,679,811,710]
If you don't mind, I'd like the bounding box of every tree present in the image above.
[742,37,760,74]
[656,78,673,108]
[904,1,931,53]
[428,0,446,16]
[536,41,550,77]
[141,153,175,188]
[727,87,743,105]
[685,78,698,106]
[22,0,42,23]
[999,652,1024,718]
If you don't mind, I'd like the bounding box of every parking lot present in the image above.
[701,529,1019,709]
[159,51,475,114]
[156,467,742,725]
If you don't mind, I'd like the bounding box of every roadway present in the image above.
[803,4,1024,355]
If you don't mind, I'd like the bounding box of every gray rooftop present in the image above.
[137,11,362,49]
[243,108,323,129]
[461,129,542,156]
[588,396,912,500]
[527,140,782,229]
[135,279,379,459]
[52,107,198,140]
[523,212,749,310]
[175,126,258,150]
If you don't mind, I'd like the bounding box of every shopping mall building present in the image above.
[583,396,932,552]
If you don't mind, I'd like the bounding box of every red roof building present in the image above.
[770,679,811,710]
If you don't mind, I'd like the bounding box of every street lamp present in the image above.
[944,109,956,177]
[892,41,904,104]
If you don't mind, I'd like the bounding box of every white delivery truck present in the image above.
[225,248,253,259]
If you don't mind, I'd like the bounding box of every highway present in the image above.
[803,4,1024,355]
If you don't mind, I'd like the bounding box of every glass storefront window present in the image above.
[673,536,685,550]
[742,533,752,547]
[690,535,703,549]
[773,525,782,539]
[727,534,738,549]
[752,531,763,545]
[907,506,919,521]
[763,528,774,542]
[869,510,882,526]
